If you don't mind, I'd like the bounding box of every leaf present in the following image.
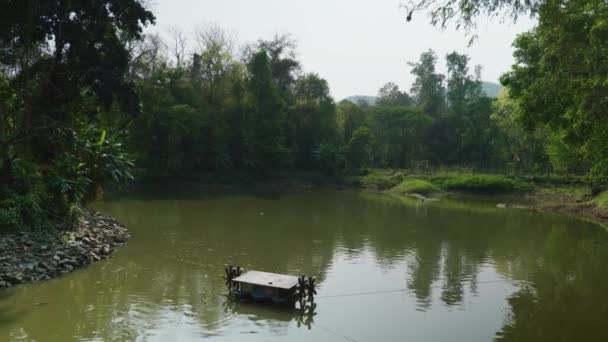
[97,129,107,146]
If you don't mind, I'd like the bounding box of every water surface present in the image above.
[1,191,608,341]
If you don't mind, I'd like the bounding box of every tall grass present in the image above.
[438,174,529,193]
[390,179,440,195]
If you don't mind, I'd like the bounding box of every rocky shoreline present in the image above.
[0,210,130,289]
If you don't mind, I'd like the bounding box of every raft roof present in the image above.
[233,271,299,290]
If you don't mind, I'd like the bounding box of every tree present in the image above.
[126,33,167,81]
[501,0,608,177]
[346,126,373,169]
[259,34,301,97]
[244,34,301,99]
[245,50,286,171]
[445,51,482,113]
[167,27,189,68]
[0,0,154,227]
[403,0,541,34]
[337,100,367,144]
[409,50,446,118]
[0,0,154,168]
[289,73,337,168]
[491,89,550,174]
[376,82,413,107]
[369,106,432,168]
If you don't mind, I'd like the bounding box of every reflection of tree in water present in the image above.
[128,193,608,341]
[5,191,608,341]
[406,239,441,308]
[493,226,608,342]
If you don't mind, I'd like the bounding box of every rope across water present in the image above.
[315,278,507,299]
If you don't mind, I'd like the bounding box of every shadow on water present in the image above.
[105,179,320,203]
[223,297,317,330]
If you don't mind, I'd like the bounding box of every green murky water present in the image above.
[1,190,608,341]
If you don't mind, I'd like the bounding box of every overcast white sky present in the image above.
[146,0,536,100]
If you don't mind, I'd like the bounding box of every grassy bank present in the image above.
[389,179,440,195]
[111,168,608,227]
[348,169,532,194]
[348,169,608,226]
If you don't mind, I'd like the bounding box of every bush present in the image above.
[390,179,440,195]
[440,174,528,193]
[0,161,50,230]
[358,169,403,190]
[593,191,608,209]
[0,193,48,230]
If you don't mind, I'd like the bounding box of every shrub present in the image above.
[358,169,403,190]
[0,161,50,230]
[390,179,440,195]
[594,191,608,209]
[440,174,528,193]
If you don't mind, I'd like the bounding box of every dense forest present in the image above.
[1,0,607,230]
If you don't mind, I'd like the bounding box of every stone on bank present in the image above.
[0,210,129,289]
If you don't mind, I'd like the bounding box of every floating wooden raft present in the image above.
[224,266,317,305]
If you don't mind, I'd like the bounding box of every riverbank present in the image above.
[118,170,608,227]
[0,210,129,289]
[348,169,608,227]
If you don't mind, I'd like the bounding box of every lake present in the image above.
[1,190,608,341]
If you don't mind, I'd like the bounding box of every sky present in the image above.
[145,0,537,100]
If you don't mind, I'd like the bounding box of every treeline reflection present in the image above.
[1,191,607,341]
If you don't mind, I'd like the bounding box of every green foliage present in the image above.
[76,124,135,193]
[337,100,367,143]
[313,143,346,176]
[407,0,539,35]
[356,169,404,190]
[289,73,337,168]
[3,0,603,232]
[390,179,440,195]
[377,82,413,107]
[593,191,608,210]
[501,0,608,178]
[490,89,550,174]
[439,174,529,193]
[347,127,373,169]
[0,193,47,231]
[409,50,446,118]
[0,161,49,230]
[368,106,432,168]
[0,0,151,229]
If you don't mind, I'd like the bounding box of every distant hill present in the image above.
[344,95,377,106]
[482,81,503,98]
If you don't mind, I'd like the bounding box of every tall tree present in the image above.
[445,51,482,113]
[245,50,286,171]
[0,0,153,226]
[501,0,608,177]
[337,100,367,144]
[288,73,336,168]
[245,34,301,99]
[409,50,446,118]
[0,0,154,159]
